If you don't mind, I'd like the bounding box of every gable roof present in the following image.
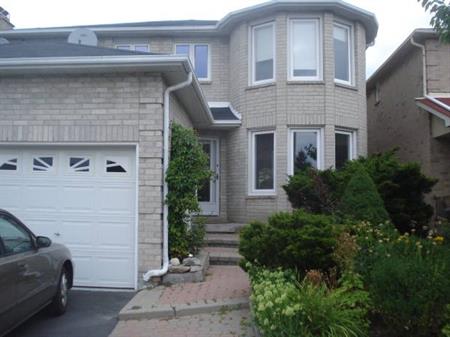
[0,0,378,44]
[367,28,437,91]
[0,41,159,58]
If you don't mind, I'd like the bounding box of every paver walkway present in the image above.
[110,309,255,337]
[109,265,253,337]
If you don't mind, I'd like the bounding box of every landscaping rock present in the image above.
[169,265,190,273]
[190,266,202,273]
[183,257,202,266]
[170,257,180,266]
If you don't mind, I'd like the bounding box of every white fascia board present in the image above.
[416,101,450,127]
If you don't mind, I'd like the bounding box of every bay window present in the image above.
[333,23,353,85]
[250,131,275,194]
[289,18,322,80]
[251,22,275,84]
[335,130,356,169]
[289,129,322,174]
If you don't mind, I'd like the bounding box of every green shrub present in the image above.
[249,266,370,337]
[367,247,450,337]
[283,168,338,214]
[339,164,390,225]
[283,150,436,235]
[166,123,211,259]
[239,210,337,275]
[345,150,437,235]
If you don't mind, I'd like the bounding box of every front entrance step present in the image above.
[205,233,239,247]
[205,223,246,234]
[204,247,242,265]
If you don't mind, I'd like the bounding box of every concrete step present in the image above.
[205,223,247,234]
[205,233,240,247]
[204,247,242,265]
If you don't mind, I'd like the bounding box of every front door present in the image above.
[198,139,219,216]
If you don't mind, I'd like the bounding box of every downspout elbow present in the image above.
[143,71,194,283]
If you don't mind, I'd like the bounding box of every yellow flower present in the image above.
[434,236,444,244]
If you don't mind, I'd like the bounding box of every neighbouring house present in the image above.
[367,29,450,219]
[0,1,377,289]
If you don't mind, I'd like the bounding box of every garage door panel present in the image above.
[98,187,135,215]
[61,186,95,212]
[97,220,135,248]
[0,146,137,289]
[25,185,59,212]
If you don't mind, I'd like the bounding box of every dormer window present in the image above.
[251,22,275,85]
[175,44,210,81]
[116,44,150,53]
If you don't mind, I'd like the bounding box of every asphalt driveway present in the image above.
[6,290,134,337]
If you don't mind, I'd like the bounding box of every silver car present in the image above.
[0,209,73,336]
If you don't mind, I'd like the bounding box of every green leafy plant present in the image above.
[239,209,337,275]
[248,265,370,337]
[166,123,211,259]
[283,168,339,214]
[367,246,450,337]
[418,0,450,42]
[283,150,437,235]
[339,164,390,225]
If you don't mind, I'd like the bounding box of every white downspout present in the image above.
[143,71,193,282]
[410,37,427,96]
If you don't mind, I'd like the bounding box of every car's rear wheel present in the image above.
[50,267,69,316]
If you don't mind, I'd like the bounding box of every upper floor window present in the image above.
[289,18,322,81]
[333,23,354,85]
[175,44,210,81]
[251,22,275,85]
[116,44,150,53]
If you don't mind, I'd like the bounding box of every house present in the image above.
[367,29,450,219]
[0,1,378,289]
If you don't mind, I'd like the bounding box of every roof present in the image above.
[0,41,159,58]
[416,96,450,126]
[367,28,437,91]
[208,102,242,127]
[0,0,378,43]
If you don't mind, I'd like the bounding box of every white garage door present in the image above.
[0,146,137,289]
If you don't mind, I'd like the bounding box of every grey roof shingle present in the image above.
[63,20,218,29]
[0,41,160,58]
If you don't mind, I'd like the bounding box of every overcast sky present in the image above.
[1,0,433,77]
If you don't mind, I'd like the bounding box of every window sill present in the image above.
[287,80,325,86]
[199,80,212,85]
[246,82,276,91]
[246,194,277,200]
[335,82,358,91]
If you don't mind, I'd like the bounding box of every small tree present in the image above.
[339,164,390,225]
[166,123,211,259]
[418,0,450,42]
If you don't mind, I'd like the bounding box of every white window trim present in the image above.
[250,21,276,86]
[287,127,324,175]
[248,130,276,196]
[333,21,355,86]
[115,44,150,52]
[174,43,211,81]
[288,17,323,82]
[335,129,357,168]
